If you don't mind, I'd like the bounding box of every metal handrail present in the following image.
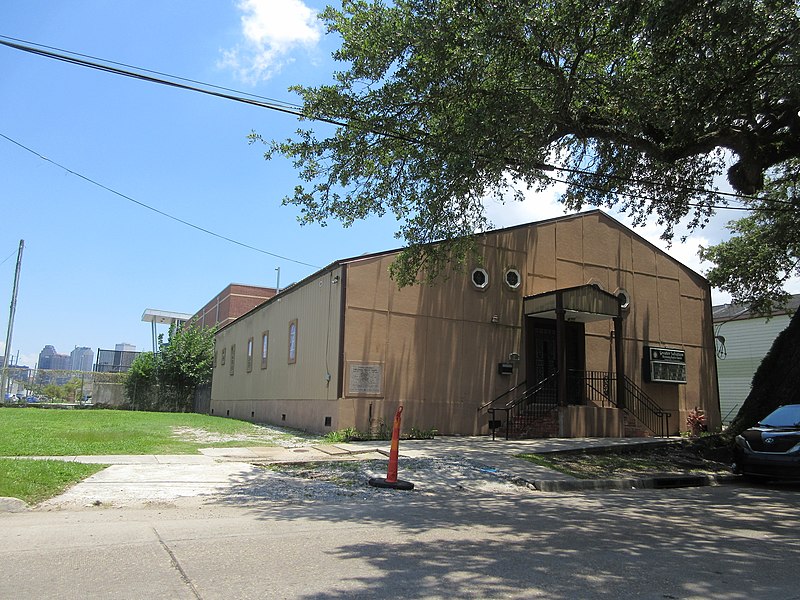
[623,375,671,437]
[482,373,559,439]
[484,370,672,439]
[572,371,672,437]
[506,372,559,410]
[478,380,527,413]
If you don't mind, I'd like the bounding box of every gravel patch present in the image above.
[33,455,539,511]
[219,457,539,506]
[171,424,320,447]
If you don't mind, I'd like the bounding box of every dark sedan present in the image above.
[734,404,800,480]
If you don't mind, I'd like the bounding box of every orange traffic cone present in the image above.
[368,406,414,490]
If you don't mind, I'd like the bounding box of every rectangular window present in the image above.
[247,337,254,373]
[288,319,298,364]
[229,344,235,376]
[221,347,226,365]
[261,331,269,370]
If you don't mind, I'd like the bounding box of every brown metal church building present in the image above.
[210,210,720,438]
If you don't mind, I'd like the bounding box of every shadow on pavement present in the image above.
[203,467,800,599]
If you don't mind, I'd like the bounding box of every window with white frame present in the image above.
[261,331,269,369]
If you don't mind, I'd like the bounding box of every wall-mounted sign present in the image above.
[346,362,384,397]
[644,346,687,384]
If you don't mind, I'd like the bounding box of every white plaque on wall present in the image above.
[346,362,384,397]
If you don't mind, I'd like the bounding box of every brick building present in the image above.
[191,284,278,329]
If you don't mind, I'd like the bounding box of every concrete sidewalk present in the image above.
[1,436,731,512]
[198,435,727,491]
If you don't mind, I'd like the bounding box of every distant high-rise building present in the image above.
[70,347,94,372]
[115,343,136,353]
[38,345,69,371]
[38,345,57,369]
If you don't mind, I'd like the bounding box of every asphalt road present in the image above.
[2,482,799,599]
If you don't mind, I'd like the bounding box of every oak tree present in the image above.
[256,0,799,432]
[259,0,799,286]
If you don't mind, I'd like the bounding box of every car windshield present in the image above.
[759,405,800,428]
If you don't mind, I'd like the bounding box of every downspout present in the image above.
[336,264,347,401]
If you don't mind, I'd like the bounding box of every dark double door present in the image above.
[524,317,585,405]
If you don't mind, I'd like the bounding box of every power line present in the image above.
[0,35,304,111]
[0,132,322,269]
[0,36,352,128]
[0,248,19,268]
[1,35,796,214]
[546,175,791,213]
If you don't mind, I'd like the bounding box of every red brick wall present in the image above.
[190,284,276,328]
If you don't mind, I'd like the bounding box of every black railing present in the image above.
[571,371,671,437]
[483,370,672,439]
[479,373,559,440]
[622,374,671,437]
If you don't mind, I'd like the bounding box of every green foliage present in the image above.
[123,324,215,412]
[323,424,437,442]
[41,383,64,400]
[408,426,438,440]
[34,377,84,402]
[324,427,362,443]
[701,159,800,314]
[0,409,281,456]
[699,160,800,435]
[125,351,157,407]
[258,0,800,285]
[0,459,105,505]
[158,322,215,390]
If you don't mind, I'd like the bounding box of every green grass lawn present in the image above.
[0,408,315,505]
[0,459,106,504]
[0,409,283,456]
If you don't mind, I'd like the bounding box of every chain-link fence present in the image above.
[95,349,141,373]
[3,367,209,414]
[1,367,126,405]
[123,381,196,413]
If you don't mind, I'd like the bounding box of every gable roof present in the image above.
[712,294,800,322]
[337,209,708,282]
[217,209,708,333]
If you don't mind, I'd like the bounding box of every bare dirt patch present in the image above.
[520,441,733,479]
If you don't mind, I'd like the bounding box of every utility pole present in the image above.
[275,267,281,295]
[1,240,24,400]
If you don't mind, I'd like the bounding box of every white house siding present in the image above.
[715,314,791,424]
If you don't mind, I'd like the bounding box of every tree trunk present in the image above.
[726,308,800,438]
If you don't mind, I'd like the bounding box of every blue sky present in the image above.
[0,1,788,368]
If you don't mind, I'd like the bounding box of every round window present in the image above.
[504,268,521,290]
[587,278,605,290]
[616,289,631,310]
[471,268,489,290]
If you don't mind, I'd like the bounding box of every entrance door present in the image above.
[525,318,585,404]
